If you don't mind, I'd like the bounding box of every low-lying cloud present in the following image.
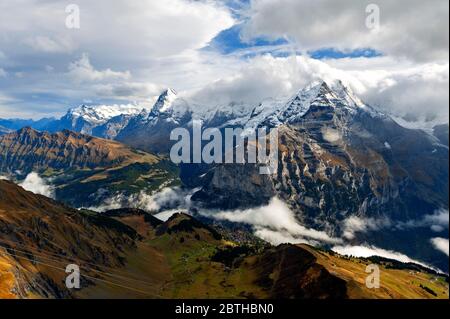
[201,197,342,245]
[342,209,449,239]
[88,187,196,213]
[332,244,439,272]
[19,172,54,198]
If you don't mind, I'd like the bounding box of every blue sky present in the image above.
[205,17,382,60]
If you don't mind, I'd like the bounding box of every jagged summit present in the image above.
[152,88,178,114]
[244,79,375,129]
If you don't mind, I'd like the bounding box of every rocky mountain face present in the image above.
[116,89,193,153]
[0,127,180,208]
[188,82,449,271]
[0,127,147,172]
[193,82,448,214]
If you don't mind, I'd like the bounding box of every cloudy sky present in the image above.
[0,0,448,125]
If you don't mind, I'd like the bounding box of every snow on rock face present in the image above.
[151,88,178,114]
[240,80,380,131]
[68,103,146,125]
[330,80,365,109]
[50,80,389,141]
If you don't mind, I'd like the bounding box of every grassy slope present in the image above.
[78,219,449,299]
[303,245,449,299]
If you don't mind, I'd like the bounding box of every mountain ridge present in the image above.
[0,127,180,208]
[1,179,447,299]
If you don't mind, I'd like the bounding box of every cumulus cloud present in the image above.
[430,238,449,256]
[201,197,342,245]
[0,0,235,117]
[242,0,449,62]
[332,244,439,271]
[19,172,54,198]
[68,53,131,83]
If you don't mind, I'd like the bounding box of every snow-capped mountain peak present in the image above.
[330,80,365,109]
[240,80,381,131]
[68,103,146,124]
[53,102,151,137]
[152,88,178,114]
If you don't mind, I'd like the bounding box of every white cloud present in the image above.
[68,53,131,82]
[0,68,6,77]
[155,209,189,222]
[253,228,314,246]
[395,209,450,233]
[242,0,449,62]
[321,127,342,143]
[332,244,438,271]
[0,0,234,58]
[341,209,449,239]
[201,197,342,244]
[342,215,392,240]
[0,0,235,117]
[332,58,450,124]
[24,36,75,53]
[93,82,163,102]
[19,172,54,198]
[88,187,195,212]
[430,238,449,256]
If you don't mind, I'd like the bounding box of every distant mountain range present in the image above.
[1,82,447,147]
